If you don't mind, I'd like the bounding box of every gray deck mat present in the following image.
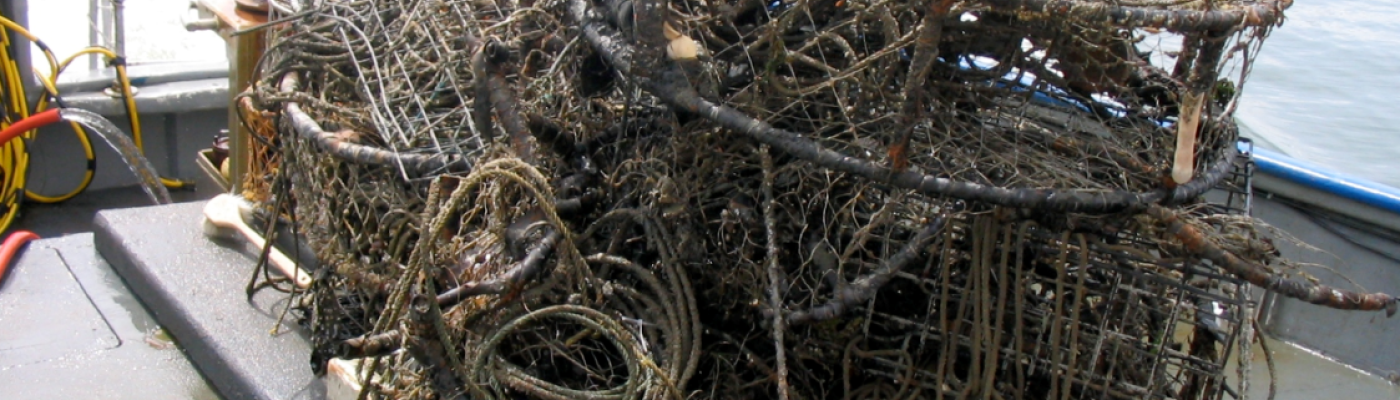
[94,202,324,399]
[0,234,216,399]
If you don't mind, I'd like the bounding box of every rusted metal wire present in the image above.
[243,0,1389,399]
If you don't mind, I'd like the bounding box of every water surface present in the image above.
[1237,0,1400,188]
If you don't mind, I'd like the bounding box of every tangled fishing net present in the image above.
[238,0,1398,398]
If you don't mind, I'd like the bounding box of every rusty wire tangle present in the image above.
[237,0,1394,398]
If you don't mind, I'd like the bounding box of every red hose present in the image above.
[0,108,61,146]
[0,111,59,286]
[0,230,39,285]
[0,110,59,285]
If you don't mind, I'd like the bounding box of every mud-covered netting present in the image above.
[239,0,1395,398]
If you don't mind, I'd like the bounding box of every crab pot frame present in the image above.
[824,211,1253,400]
[571,0,1288,208]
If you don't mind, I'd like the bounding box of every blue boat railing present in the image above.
[1247,142,1400,233]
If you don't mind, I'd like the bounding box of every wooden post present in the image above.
[196,0,266,195]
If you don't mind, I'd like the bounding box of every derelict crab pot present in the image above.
[241,0,1395,398]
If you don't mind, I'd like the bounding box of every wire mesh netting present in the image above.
[237,0,1399,398]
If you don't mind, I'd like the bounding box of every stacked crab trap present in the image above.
[236,0,1395,398]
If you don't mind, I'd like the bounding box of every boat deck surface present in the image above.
[0,233,217,399]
